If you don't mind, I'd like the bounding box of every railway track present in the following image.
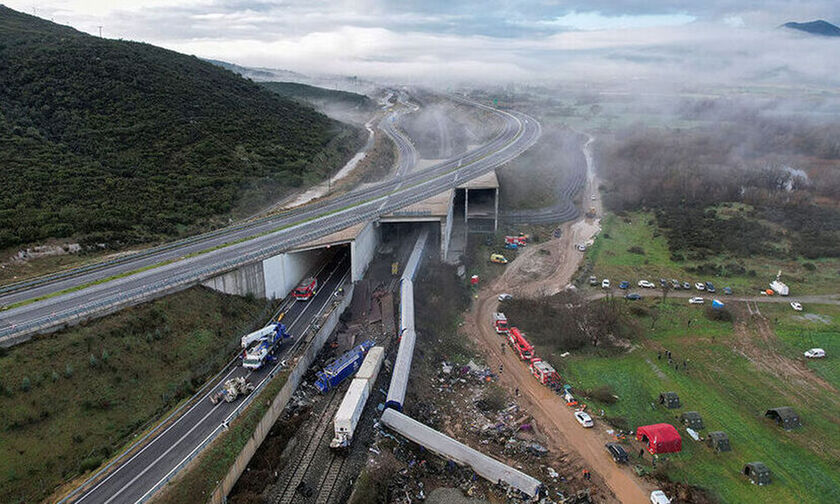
[314,452,347,504]
[270,390,343,504]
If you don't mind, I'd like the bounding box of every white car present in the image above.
[574,411,594,428]
[591,195,597,200]
[498,293,513,301]
[638,280,655,288]
[804,348,825,359]
[650,490,671,504]
[576,243,587,251]
[602,279,611,289]
[695,282,705,291]
[790,302,803,311]
[689,297,705,304]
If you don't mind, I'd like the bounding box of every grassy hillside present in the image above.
[0,7,364,250]
[0,286,274,504]
[261,81,373,111]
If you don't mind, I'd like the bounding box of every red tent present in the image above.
[636,423,682,454]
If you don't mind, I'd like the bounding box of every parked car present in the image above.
[576,243,587,251]
[659,278,667,287]
[591,194,597,200]
[682,281,691,290]
[790,301,803,311]
[638,280,655,288]
[619,281,630,289]
[625,293,642,300]
[589,276,598,286]
[574,411,594,428]
[724,286,733,295]
[605,442,629,463]
[695,282,705,291]
[602,279,611,289]
[705,282,716,293]
[498,293,513,301]
[804,348,826,358]
[689,297,705,304]
[671,279,681,290]
[650,490,671,504]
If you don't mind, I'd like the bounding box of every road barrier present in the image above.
[207,281,355,504]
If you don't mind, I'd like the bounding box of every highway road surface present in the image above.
[0,95,540,346]
[62,250,351,504]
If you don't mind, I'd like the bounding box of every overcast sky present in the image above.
[6,1,840,86]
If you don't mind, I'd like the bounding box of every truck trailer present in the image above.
[315,340,374,393]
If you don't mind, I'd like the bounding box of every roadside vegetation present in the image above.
[0,287,274,504]
[506,293,840,503]
[585,211,840,295]
[498,126,587,211]
[0,7,364,252]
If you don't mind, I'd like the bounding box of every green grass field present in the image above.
[546,301,840,504]
[586,212,840,295]
[0,287,274,504]
[530,211,840,503]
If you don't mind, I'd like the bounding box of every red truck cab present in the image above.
[293,277,318,301]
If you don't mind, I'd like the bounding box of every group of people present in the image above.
[658,349,688,371]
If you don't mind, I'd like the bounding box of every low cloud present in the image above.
[6,1,840,88]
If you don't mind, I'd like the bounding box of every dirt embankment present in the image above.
[460,136,656,503]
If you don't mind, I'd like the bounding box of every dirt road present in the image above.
[462,135,654,503]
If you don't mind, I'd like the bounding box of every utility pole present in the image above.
[98,26,103,38]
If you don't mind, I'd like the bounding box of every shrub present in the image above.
[79,456,103,473]
[51,371,59,382]
[89,354,99,368]
[605,416,629,430]
[803,262,816,271]
[20,376,31,392]
[586,385,618,404]
[705,307,733,322]
[628,246,645,254]
[64,363,74,378]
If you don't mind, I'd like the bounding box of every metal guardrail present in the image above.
[57,300,294,504]
[135,272,350,504]
[0,106,539,347]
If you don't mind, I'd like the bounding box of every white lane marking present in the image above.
[133,263,351,504]
[75,257,342,503]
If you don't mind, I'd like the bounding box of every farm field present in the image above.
[503,210,840,503]
[585,212,840,296]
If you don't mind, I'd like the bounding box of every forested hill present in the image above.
[261,81,373,111]
[0,6,363,250]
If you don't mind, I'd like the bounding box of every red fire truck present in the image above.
[492,312,509,334]
[530,358,560,387]
[504,236,527,248]
[508,327,534,361]
[293,277,318,301]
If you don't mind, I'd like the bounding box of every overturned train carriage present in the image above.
[381,409,543,498]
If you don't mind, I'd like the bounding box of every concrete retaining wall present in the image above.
[209,282,355,504]
[442,191,454,260]
[262,249,326,300]
[350,221,379,282]
[201,261,266,298]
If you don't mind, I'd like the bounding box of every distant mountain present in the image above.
[0,6,363,250]
[781,20,840,37]
[204,59,307,82]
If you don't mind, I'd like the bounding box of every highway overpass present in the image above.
[0,95,540,347]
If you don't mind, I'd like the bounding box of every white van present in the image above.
[650,490,671,504]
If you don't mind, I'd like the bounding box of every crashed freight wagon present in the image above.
[331,346,385,449]
[381,409,543,498]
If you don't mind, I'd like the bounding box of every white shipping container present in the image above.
[356,346,385,383]
[332,378,370,448]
